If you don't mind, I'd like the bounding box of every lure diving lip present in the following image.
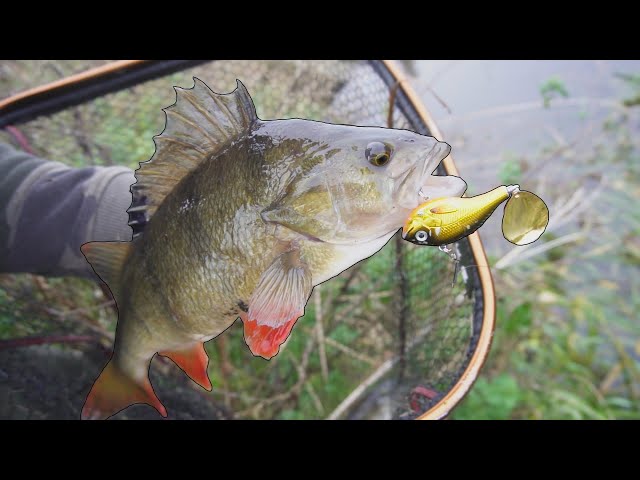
[402,184,548,247]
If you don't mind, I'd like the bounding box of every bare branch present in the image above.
[314,286,329,382]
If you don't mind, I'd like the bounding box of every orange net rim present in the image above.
[380,61,496,420]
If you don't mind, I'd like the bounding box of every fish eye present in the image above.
[415,230,429,243]
[366,142,393,167]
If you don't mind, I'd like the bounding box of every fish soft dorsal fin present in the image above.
[81,241,132,303]
[128,78,258,235]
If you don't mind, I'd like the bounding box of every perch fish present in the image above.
[80,78,465,419]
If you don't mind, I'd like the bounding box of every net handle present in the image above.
[0,60,211,128]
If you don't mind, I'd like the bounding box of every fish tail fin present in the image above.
[81,357,167,420]
[80,241,132,303]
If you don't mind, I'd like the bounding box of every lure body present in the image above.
[403,185,517,246]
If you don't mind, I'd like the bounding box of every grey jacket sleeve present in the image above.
[0,142,135,279]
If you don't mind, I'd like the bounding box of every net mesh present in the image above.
[0,60,485,419]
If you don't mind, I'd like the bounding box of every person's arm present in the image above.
[0,142,135,279]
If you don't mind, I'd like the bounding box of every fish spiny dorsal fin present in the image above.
[81,241,132,304]
[128,79,258,236]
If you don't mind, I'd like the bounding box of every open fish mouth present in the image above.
[401,141,455,206]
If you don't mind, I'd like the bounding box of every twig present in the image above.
[4,126,34,154]
[323,336,378,366]
[98,281,118,313]
[30,273,117,342]
[325,263,364,315]
[45,61,65,78]
[495,231,586,270]
[387,81,402,129]
[427,61,460,90]
[45,300,115,319]
[72,109,94,163]
[394,235,408,382]
[31,275,54,302]
[411,61,457,115]
[44,304,115,341]
[437,97,623,126]
[547,184,600,230]
[305,382,325,415]
[329,273,393,326]
[204,388,260,402]
[0,334,101,350]
[598,320,640,400]
[521,143,575,183]
[235,334,317,418]
[216,336,233,408]
[327,357,396,420]
[424,85,452,114]
[314,286,329,382]
[543,124,569,147]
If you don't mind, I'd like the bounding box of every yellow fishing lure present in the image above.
[403,185,548,247]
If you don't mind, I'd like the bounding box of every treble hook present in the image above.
[439,244,460,287]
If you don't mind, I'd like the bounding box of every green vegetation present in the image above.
[616,73,640,107]
[539,76,569,108]
[498,152,523,185]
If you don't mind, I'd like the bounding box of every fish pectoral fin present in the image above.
[81,358,166,420]
[159,343,212,391]
[242,249,313,360]
[261,203,336,244]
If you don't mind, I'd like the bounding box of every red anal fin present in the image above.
[160,343,212,391]
[241,312,298,360]
[81,359,167,420]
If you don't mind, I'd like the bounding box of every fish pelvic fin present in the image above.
[159,342,212,391]
[81,357,167,420]
[129,78,259,236]
[243,248,313,360]
[80,241,132,303]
